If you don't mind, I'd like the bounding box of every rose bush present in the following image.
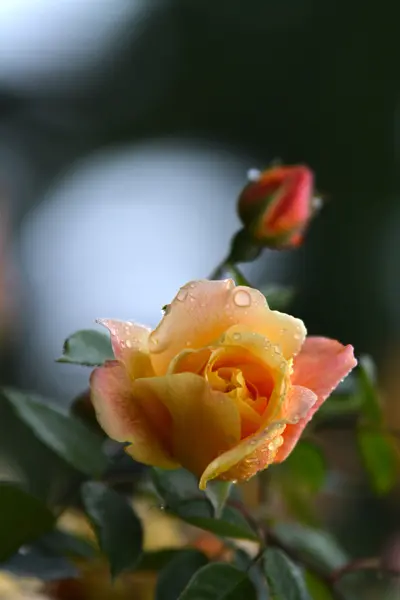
[91,279,356,489]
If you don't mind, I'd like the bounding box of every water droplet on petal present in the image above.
[233,289,251,307]
[232,332,241,341]
[177,289,188,301]
[149,332,169,353]
[126,340,132,348]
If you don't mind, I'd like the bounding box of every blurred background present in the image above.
[0,0,399,597]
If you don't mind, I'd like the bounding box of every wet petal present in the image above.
[90,361,177,468]
[148,280,306,375]
[132,373,241,478]
[275,337,357,462]
[98,319,153,379]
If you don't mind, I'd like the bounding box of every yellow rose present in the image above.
[91,280,356,489]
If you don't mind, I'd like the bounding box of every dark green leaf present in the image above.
[234,549,269,600]
[3,388,108,478]
[0,483,55,561]
[317,392,362,419]
[204,481,233,518]
[174,499,258,541]
[37,530,96,559]
[81,482,143,578]
[151,468,201,507]
[263,548,311,600]
[305,572,335,600]
[282,441,326,493]
[271,524,348,575]
[138,549,184,571]
[57,329,113,366]
[261,285,295,311]
[357,429,398,494]
[357,356,382,423]
[178,563,257,600]
[155,550,208,600]
[1,547,78,581]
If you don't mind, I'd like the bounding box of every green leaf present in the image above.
[234,549,269,600]
[204,481,233,518]
[0,483,55,561]
[305,572,335,600]
[357,356,382,423]
[138,549,184,571]
[3,388,108,478]
[81,482,143,578]
[155,550,208,600]
[174,499,258,541]
[37,530,96,559]
[317,392,362,419]
[261,285,295,311]
[271,524,348,576]
[151,468,201,506]
[281,441,326,493]
[178,563,257,600]
[57,329,113,366]
[263,548,311,600]
[357,429,398,494]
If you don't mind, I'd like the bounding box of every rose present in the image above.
[91,279,356,489]
[237,165,319,248]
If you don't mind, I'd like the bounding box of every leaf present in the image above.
[234,549,269,600]
[138,549,184,571]
[57,329,113,366]
[174,499,258,541]
[271,524,348,575]
[1,546,78,581]
[155,550,208,600]
[0,483,55,561]
[261,285,295,311]
[151,468,201,506]
[178,563,257,600]
[305,572,335,600]
[317,392,362,419]
[37,530,96,559]
[150,468,256,541]
[357,429,398,494]
[81,482,143,578]
[3,388,108,478]
[204,481,233,518]
[263,548,311,600]
[281,441,326,493]
[357,356,382,423]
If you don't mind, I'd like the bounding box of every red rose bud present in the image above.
[238,164,319,248]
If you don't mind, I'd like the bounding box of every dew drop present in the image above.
[247,168,261,182]
[149,333,169,353]
[126,340,132,348]
[233,289,251,307]
[232,332,241,341]
[177,289,188,301]
[294,333,301,340]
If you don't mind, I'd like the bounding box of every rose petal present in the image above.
[198,383,316,489]
[90,361,177,468]
[149,280,306,375]
[132,373,241,479]
[275,336,357,462]
[98,319,153,379]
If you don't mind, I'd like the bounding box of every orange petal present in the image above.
[90,361,177,468]
[98,319,153,379]
[198,383,316,489]
[132,373,241,479]
[275,336,357,462]
[149,280,306,375]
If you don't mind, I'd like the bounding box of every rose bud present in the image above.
[237,165,320,249]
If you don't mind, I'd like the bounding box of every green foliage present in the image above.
[305,572,335,600]
[271,524,348,575]
[263,548,311,599]
[57,329,114,366]
[3,388,108,478]
[81,481,143,578]
[0,483,55,561]
[357,430,398,494]
[155,550,209,600]
[280,441,326,494]
[204,481,233,518]
[151,468,257,540]
[178,563,257,599]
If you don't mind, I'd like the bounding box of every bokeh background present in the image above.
[0,1,399,597]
